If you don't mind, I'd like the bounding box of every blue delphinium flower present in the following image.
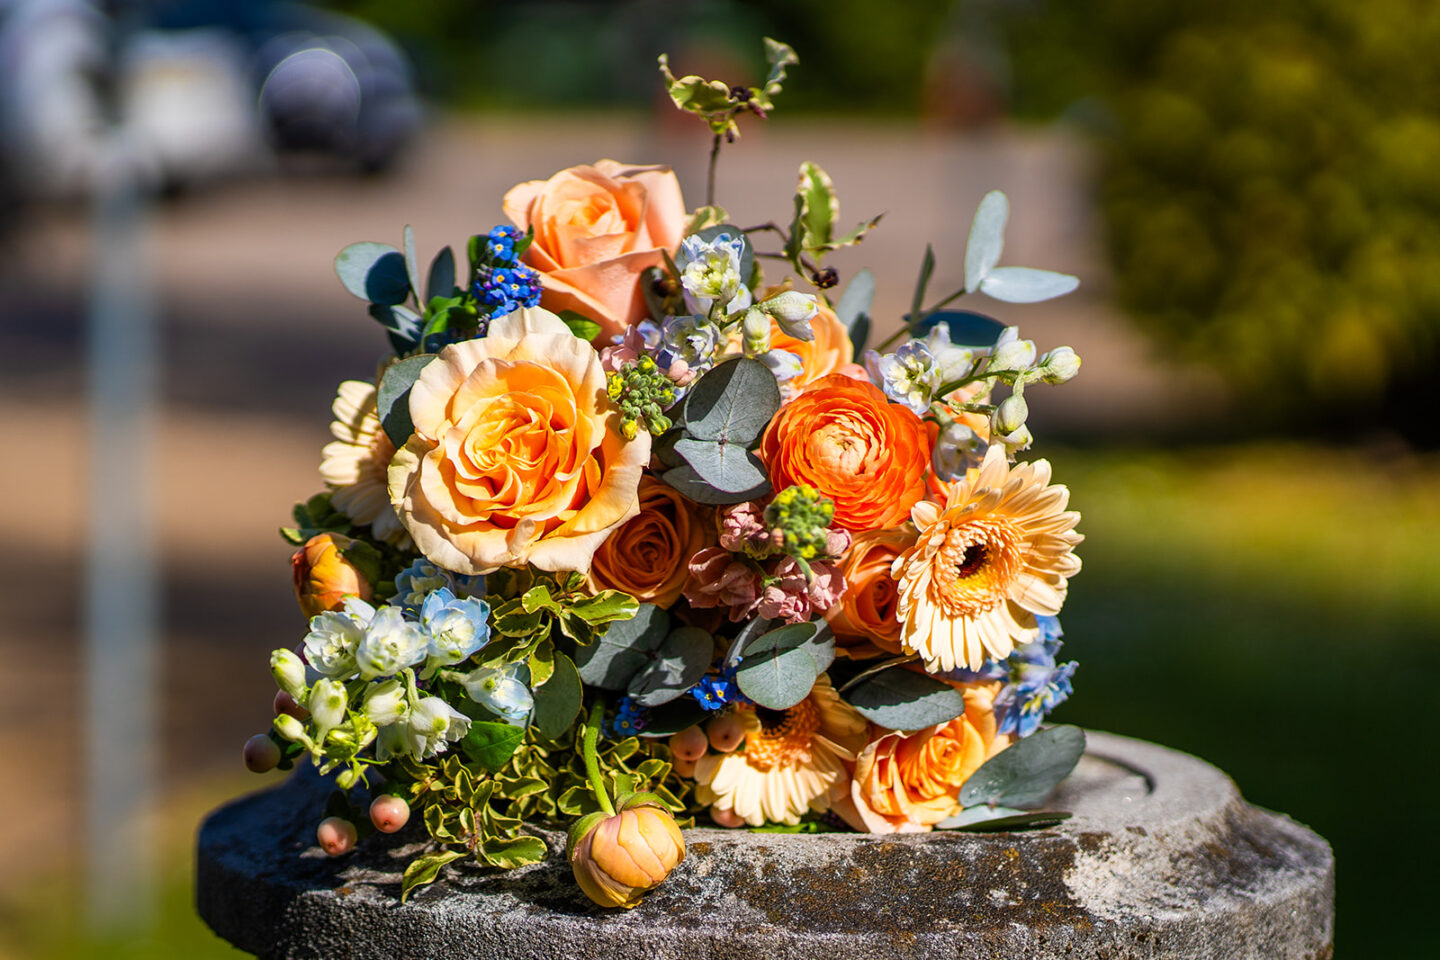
[609,696,647,737]
[461,663,533,727]
[392,560,485,615]
[419,587,491,669]
[946,615,1077,737]
[475,263,543,316]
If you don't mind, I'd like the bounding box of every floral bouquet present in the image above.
[242,40,1087,909]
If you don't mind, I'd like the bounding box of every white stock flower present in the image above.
[363,678,409,726]
[302,609,367,679]
[677,232,752,316]
[354,606,428,680]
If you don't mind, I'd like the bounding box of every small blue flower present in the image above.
[944,615,1076,737]
[609,696,647,737]
[688,662,747,710]
[474,262,543,317]
[392,560,485,616]
[485,225,524,262]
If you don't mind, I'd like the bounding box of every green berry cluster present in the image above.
[606,356,676,440]
[763,484,835,561]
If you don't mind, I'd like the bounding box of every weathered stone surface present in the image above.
[196,731,1333,959]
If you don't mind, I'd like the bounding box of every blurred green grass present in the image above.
[3,442,1430,957]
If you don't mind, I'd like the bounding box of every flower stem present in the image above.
[707,133,722,208]
[583,698,615,816]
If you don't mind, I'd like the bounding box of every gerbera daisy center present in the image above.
[745,700,822,771]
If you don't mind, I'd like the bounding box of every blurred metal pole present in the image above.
[84,144,159,930]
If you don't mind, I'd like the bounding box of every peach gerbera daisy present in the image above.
[892,445,1082,673]
[319,380,405,544]
[694,675,867,826]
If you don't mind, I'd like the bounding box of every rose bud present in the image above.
[316,817,357,857]
[568,796,685,909]
[706,713,746,753]
[370,794,411,834]
[243,734,281,773]
[291,533,373,619]
[668,725,708,763]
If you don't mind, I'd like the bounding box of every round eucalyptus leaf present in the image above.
[574,603,670,690]
[426,246,456,302]
[834,267,875,331]
[628,627,715,708]
[936,806,1072,832]
[736,622,819,710]
[958,725,1087,809]
[681,357,780,444]
[964,190,1008,293]
[402,225,421,301]
[335,241,411,305]
[377,354,437,448]
[845,666,967,731]
[661,463,771,505]
[912,310,1005,347]
[935,804,1028,829]
[979,266,1080,304]
[637,697,710,737]
[369,303,423,354]
[531,653,582,740]
[673,438,770,494]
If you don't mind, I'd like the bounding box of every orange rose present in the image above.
[769,298,854,389]
[388,308,650,574]
[588,477,714,607]
[503,160,687,341]
[824,527,915,658]
[836,681,1011,833]
[758,374,929,531]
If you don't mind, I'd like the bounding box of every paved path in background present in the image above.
[0,114,1217,892]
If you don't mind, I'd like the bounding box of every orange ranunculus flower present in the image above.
[387,308,650,575]
[764,294,854,389]
[758,374,929,531]
[503,160,687,341]
[291,532,373,618]
[824,527,915,658]
[588,476,714,608]
[836,680,1011,833]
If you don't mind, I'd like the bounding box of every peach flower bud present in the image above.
[316,817,357,857]
[710,804,745,828]
[291,533,373,619]
[669,725,708,762]
[569,802,686,909]
[370,794,411,834]
[706,713,746,753]
[243,734,280,773]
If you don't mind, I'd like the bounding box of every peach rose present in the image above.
[588,476,714,608]
[836,681,1011,833]
[769,298,854,389]
[387,308,650,575]
[503,160,687,341]
[825,527,916,658]
[758,374,929,531]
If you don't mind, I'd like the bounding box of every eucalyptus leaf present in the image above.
[958,725,1086,809]
[801,620,835,674]
[845,666,967,731]
[682,357,781,444]
[849,314,871,353]
[574,603,669,689]
[403,225,420,302]
[426,246,456,301]
[662,463,771,505]
[628,626,715,708]
[725,617,774,666]
[979,266,1081,304]
[673,437,770,494]
[335,241,411,305]
[964,190,1008,293]
[369,303,423,354]
[936,807,1072,831]
[736,622,819,710]
[637,697,709,737]
[835,268,875,332]
[377,354,436,447]
[461,720,525,772]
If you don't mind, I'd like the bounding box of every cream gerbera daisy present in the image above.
[892,445,1081,673]
[319,380,406,544]
[695,674,867,826]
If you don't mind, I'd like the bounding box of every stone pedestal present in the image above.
[196,731,1333,959]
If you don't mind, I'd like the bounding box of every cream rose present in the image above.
[503,160,687,341]
[387,308,650,575]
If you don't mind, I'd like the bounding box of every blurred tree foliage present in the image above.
[319,0,957,113]
[1000,0,1440,434]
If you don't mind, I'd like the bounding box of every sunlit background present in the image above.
[0,0,1434,957]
